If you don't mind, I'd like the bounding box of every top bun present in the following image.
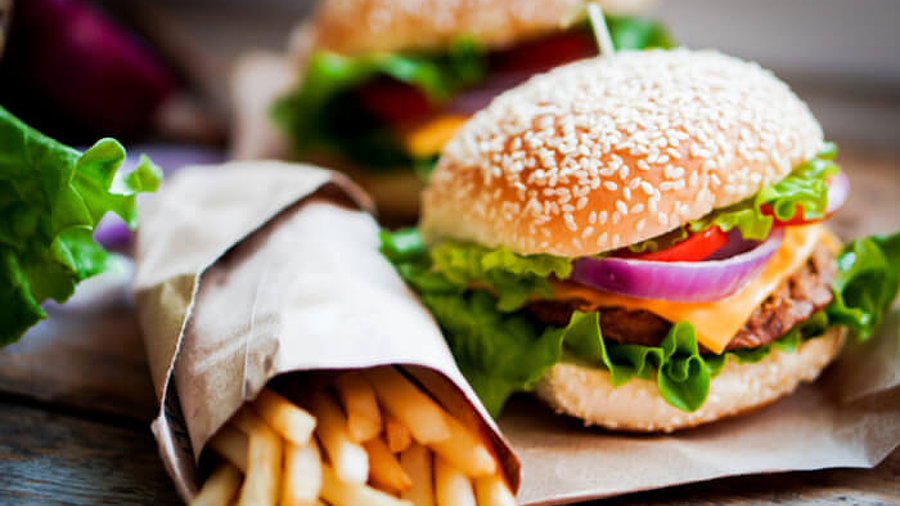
[310,0,655,55]
[421,49,824,257]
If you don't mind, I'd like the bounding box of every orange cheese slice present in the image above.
[402,115,469,158]
[551,224,839,354]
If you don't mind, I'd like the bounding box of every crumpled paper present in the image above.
[133,162,519,501]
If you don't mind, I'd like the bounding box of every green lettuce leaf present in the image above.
[381,228,573,311]
[421,290,564,415]
[430,240,573,311]
[688,144,840,240]
[0,106,161,346]
[550,313,711,411]
[827,233,900,340]
[271,38,487,168]
[605,15,675,50]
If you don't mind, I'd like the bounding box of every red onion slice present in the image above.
[826,170,849,215]
[569,228,785,302]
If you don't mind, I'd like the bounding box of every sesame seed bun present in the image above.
[534,325,845,433]
[310,0,656,55]
[421,49,824,256]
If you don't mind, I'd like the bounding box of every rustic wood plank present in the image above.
[0,304,158,421]
[0,399,181,505]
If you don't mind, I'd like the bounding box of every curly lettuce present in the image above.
[382,227,900,417]
[429,240,573,311]
[827,233,900,340]
[688,144,840,240]
[0,105,161,346]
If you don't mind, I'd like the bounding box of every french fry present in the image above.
[309,390,369,484]
[367,367,450,444]
[474,474,516,506]
[364,437,413,493]
[208,424,248,472]
[190,463,242,506]
[384,412,413,454]
[320,465,413,506]
[252,389,316,445]
[428,413,497,477]
[232,409,282,506]
[335,372,382,442]
[281,439,323,506]
[399,445,434,506]
[434,456,477,506]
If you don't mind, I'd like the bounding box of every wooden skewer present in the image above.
[588,3,616,57]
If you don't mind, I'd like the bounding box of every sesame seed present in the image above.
[425,48,823,257]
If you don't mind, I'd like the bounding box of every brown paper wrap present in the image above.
[133,161,520,501]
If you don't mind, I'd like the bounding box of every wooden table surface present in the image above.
[0,146,897,505]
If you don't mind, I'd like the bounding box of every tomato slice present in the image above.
[492,29,596,73]
[626,226,730,262]
[356,78,436,127]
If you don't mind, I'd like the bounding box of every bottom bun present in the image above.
[535,326,846,433]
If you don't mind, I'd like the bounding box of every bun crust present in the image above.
[534,326,845,433]
[310,0,653,55]
[421,49,824,256]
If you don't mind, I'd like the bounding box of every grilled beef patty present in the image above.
[528,242,837,351]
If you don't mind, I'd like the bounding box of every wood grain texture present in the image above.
[0,400,181,505]
[0,304,158,422]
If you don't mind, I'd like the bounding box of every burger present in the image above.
[270,0,672,221]
[381,49,900,432]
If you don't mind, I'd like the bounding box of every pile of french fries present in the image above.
[191,366,516,506]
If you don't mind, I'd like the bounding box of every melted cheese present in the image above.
[552,224,838,354]
[402,115,469,157]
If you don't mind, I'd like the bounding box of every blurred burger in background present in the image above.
[270,0,672,221]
